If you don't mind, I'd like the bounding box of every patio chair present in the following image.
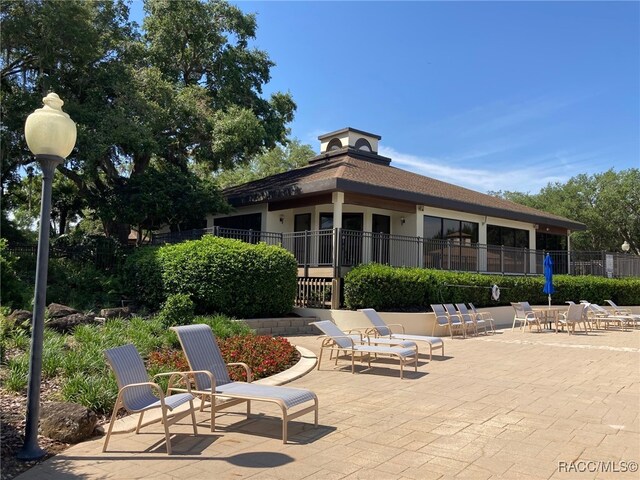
[444,303,476,336]
[557,303,587,334]
[430,304,465,338]
[581,303,633,331]
[311,320,418,379]
[455,303,488,335]
[468,303,496,333]
[358,308,445,360]
[511,302,542,332]
[103,344,198,454]
[171,324,318,444]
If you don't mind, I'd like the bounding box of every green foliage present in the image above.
[4,354,29,392]
[215,140,315,188]
[157,294,195,327]
[344,264,640,310]
[193,314,252,339]
[2,0,295,239]
[0,239,31,309]
[61,373,118,414]
[127,236,298,317]
[122,246,164,309]
[491,169,640,253]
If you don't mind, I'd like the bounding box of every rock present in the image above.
[7,309,32,325]
[40,402,98,443]
[47,303,80,318]
[46,313,97,333]
[99,307,131,319]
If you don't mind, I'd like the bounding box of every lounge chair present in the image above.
[581,303,633,331]
[605,300,640,326]
[311,320,418,379]
[455,303,488,335]
[511,302,542,332]
[358,308,445,360]
[444,303,475,336]
[171,324,318,443]
[557,303,587,334]
[468,303,496,333]
[103,344,198,454]
[430,304,465,338]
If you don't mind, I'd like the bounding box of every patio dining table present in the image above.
[532,307,562,332]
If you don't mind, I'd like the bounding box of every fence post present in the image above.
[500,245,505,274]
[304,230,309,277]
[447,240,452,270]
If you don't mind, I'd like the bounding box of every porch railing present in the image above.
[151,227,640,278]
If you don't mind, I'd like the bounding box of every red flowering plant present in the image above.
[146,335,299,384]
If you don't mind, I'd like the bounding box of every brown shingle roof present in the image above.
[223,149,585,231]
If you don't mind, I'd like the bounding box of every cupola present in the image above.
[318,127,381,154]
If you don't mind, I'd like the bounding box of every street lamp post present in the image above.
[17,93,76,460]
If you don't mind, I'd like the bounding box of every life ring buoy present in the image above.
[491,284,500,301]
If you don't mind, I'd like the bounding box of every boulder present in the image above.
[7,309,32,323]
[99,307,131,319]
[46,313,97,333]
[47,303,80,318]
[40,402,98,443]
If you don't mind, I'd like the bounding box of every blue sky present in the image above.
[131,1,639,194]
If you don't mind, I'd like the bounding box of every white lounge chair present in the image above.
[103,344,198,454]
[445,303,475,336]
[431,304,465,338]
[468,303,496,333]
[456,303,488,335]
[605,300,640,326]
[358,308,444,360]
[557,303,587,334]
[581,303,633,331]
[311,320,418,379]
[511,302,542,332]
[171,324,318,443]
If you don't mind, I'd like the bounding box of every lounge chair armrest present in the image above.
[119,381,166,399]
[227,362,253,382]
[153,371,195,393]
[386,323,406,334]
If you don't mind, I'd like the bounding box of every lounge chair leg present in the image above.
[136,410,145,434]
[102,398,122,453]
[246,400,251,418]
[316,348,323,371]
[161,410,172,455]
[189,400,198,435]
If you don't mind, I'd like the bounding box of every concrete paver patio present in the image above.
[16,328,639,480]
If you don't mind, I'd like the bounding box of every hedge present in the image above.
[344,263,640,311]
[124,236,298,318]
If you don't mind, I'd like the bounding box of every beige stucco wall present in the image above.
[295,306,546,337]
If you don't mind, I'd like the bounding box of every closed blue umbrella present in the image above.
[543,253,555,307]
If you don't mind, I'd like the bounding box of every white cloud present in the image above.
[379,145,579,194]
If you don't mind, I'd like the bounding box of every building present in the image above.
[205,128,587,306]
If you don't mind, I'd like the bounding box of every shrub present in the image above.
[344,263,640,310]
[194,314,252,339]
[148,334,299,383]
[157,294,195,327]
[0,239,31,309]
[126,236,298,317]
[61,373,118,413]
[4,354,29,392]
[122,246,164,309]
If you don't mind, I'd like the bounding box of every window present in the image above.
[422,216,479,271]
[354,138,372,152]
[486,225,529,248]
[327,138,342,151]
[423,216,479,243]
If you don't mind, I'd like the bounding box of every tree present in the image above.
[490,169,640,254]
[1,0,296,242]
[215,139,315,188]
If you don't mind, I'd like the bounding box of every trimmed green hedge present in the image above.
[344,263,640,311]
[124,236,298,318]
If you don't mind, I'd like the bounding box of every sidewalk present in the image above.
[17,328,640,479]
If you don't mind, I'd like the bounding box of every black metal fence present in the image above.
[151,227,640,278]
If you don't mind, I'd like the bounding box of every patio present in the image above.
[16,327,640,480]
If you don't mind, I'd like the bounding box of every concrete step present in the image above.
[240,317,320,336]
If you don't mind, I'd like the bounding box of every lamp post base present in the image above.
[16,444,47,461]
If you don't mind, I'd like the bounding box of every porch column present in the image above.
[332,192,344,228]
[529,227,537,274]
[479,218,488,272]
[415,206,424,268]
